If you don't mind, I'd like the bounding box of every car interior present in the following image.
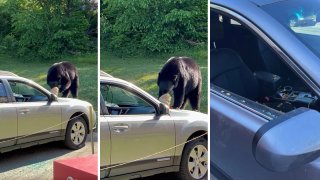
[210,11,320,114]
[9,81,48,102]
[101,84,156,115]
[0,82,8,103]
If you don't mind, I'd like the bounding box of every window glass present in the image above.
[262,0,320,58]
[9,81,48,102]
[100,84,155,115]
[0,82,8,103]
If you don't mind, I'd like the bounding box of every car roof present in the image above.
[211,0,285,6]
[249,0,286,6]
[0,71,19,77]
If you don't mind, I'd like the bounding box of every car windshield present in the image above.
[262,0,320,58]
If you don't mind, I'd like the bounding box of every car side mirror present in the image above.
[253,108,320,172]
[49,93,57,102]
[158,103,169,115]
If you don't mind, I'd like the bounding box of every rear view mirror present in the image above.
[253,108,320,172]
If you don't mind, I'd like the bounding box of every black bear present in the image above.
[157,57,202,111]
[47,61,79,98]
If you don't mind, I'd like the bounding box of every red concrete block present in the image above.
[54,154,98,180]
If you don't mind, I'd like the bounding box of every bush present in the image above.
[0,0,97,60]
[101,0,207,55]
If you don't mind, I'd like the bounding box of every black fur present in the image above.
[47,61,79,98]
[157,57,202,111]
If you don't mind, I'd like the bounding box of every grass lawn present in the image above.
[101,47,208,113]
[0,53,98,110]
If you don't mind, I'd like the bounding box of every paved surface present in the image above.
[0,132,97,180]
[140,172,177,179]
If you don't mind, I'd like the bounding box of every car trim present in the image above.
[0,137,17,145]
[102,166,180,179]
[101,156,178,178]
[210,4,320,99]
[157,157,171,162]
[211,85,281,121]
[0,130,63,145]
[0,136,64,153]
[103,156,175,170]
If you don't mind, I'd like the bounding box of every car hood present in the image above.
[57,97,93,106]
[169,109,208,121]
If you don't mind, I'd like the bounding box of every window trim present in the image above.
[100,82,159,116]
[211,84,282,121]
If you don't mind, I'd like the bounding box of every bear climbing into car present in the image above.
[157,57,202,111]
[47,61,79,98]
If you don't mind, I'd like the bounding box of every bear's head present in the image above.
[157,73,179,98]
[47,63,63,89]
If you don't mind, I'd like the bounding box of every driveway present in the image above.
[0,132,97,180]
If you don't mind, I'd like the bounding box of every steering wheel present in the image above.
[14,96,31,102]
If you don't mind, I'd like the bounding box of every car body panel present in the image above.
[15,101,62,144]
[100,75,208,178]
[171,109,208,166]
[100,117,111,178]
[107,114,175,176]
[0,104,17,148]
[210,0,320,179]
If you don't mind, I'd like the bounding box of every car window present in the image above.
[211,11,320,118]
[0,82,8,103]
[100,83,156,115]
[262,0,320,58]
[9,81,48,102]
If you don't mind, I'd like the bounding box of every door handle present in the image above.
[112,124,129,133]
[19,109,30,114]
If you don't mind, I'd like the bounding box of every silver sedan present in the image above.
[100,73,208,179]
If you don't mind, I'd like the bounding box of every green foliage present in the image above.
[101,0,207,55]
[0,0,97,60]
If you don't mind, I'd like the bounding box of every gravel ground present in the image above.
[0,132,97,180]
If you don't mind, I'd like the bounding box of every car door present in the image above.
[100,93,111,179]
[211,5,320,179]
[7,80,62,144]
[0,80,17,148]
[211,86,320,180]
[100,82,175,177]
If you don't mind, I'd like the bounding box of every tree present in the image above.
[0,0,97,60]
[101,0,207,54]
